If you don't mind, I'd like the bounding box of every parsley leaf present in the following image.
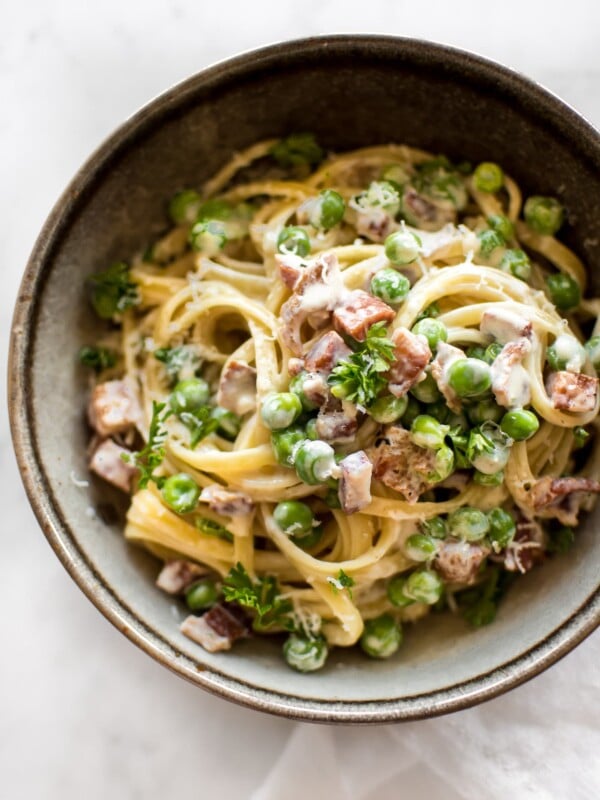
[270,133,323,168]
[154,345,201,384]
[78,345,117,372]
[327,569,355,599]
[328,322,396,407]
[121,401,170,488]
[88,261,139,319]
[179,406,220,448]
[195,517,234,543]
[222,563,294,630]
[546,525,575,554]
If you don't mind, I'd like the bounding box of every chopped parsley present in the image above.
[78,345,117,372]
[222,563,294,630]
[327,569,355,599]
[88,261,139,319]
[270,133,323,168]
[457,567,514,628]
[154,345,201,384]
[121,401,170,488]
[328,322,396,407]
[179,407,220,448]
[195,517,234,543]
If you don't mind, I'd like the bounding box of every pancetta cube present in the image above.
[387,327,431,397]
[333,290,395,341]
[89,438,137,492]
[304,331,352,373]
[338,451,373,514]
[87,379,141,437]
[546,371,598,413]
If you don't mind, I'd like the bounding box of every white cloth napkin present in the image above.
[251,630,600,800]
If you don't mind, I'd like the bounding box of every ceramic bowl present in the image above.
[9,36,600,722]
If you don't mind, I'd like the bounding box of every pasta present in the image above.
[82,135,600,672]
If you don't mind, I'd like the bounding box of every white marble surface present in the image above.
[2,2,599,798]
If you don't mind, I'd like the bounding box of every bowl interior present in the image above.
[15,37,600,719]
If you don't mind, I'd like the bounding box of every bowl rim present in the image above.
[8,34,600,723]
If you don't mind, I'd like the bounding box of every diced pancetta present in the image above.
[87,379,141,437]
[387,327,432,398]
[199,485,254,516]
[217,360,257,416]
[501,518,545,573]
[287,358,305,377]
[156,559,209,594]
[530,475,600,525]
[490,337,531,409]
[480,308,533,344]
[368,426,437,502]
[430,341,464,411]
[89,438,137,492]
[402,187,458,231]
[304,331,352,373]
[434,540,490,585]
[355,207,398,242]
[338,451,373,514]
[546,371,598,413]
[316,397,358,443]
[333,290,395,341]
[180,603,248,653]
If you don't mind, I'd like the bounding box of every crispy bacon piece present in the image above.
[333,290,395,342]
[199,485,254,516]
[368,426,436,502]
[502,518,545,573]
[430,341,464,411]
[278,253,346,355]
[338,451,373,514]
[316,396,358,443]
[490,337,531,409]
[355,207,397,242]
[156,560,209,594]
[87,379,141,437]
[89,438,137,492]
[387,327,432,398]
[434,540,490,585]
[530,475,600,526]
[402,187,456,231]
[480,308,532,343]
[217,360,257,416]
[180,603,248,653]
[546,371,598,413]
[304,331,352,373]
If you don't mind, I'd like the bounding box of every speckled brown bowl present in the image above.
[9,36,600,722]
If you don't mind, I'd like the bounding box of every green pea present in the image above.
[473,469,504,486]
[401,396,422,426]
[473,162,504,193]
[185,579,219,611]
[410,372,442,403]
[546,525,575,555]
[404,533,438,562]
[411,318,448,351]
[427,445,455,483]
[295,440,337,485]
[289,371,321,412]
[584,336,600,371]
[381,163,411,185]
[524,196,564,235]
[500,249,531,281]
[324,487,342,509]
[547,334,586,372]
[387,575,415,607]
[168,189,202,224]
[362,180,401,214]
[546,273,580,312]
[270,426,305,466]
[447,358,492,398]
[261,393,303,431]
[292,524,324,550]
[425,400,451,424]
[405,569,443,604]
[210,406,242,440]
[487,508,516,549]
[466,345,487,361]
[420,516,447,539]
[410,414,449,450]
[274,500,314,535]
[467,399,504,425]
[360,614,402,659]
[197,198,233,221]
[485,343,504,363]
[384,230,421,265]
[277,226,311,257]
[370,268,411,306]
[415,302,440,322]
[573,426,590,450]
[478,229,505,257]
[368,394,407,424]
[169,378,210,415]
[189,219,227,255]
[467,424,511,473]
[500,409,539,441]
[487,214,514,241]
[447,507,490,542]
[305,417,319,440]
[310,189,345,230]
[283,634,328,672]
[161,473,200,514]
